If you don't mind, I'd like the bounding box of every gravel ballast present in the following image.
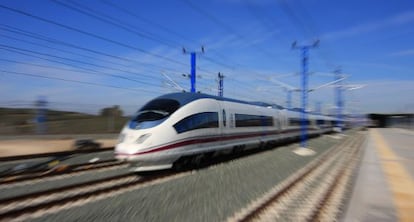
[32,131,358,222]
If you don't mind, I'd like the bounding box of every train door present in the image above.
[218,102,227,143]
[275,110,282,137]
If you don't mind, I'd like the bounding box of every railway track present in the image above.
[0,131,365,221]
[0,159,128,186]
[0,147,114,162]
[0,170,192,222]
[229,131,366,222]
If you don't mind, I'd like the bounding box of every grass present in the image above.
[0,108,129,135]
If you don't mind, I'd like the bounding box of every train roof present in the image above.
[154,92,284,109]
[150,92,338,120]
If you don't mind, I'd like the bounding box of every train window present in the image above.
[222,109,226,127]
[138,99,180,120]
[173,112,219,134]
[129,99,180,129]
[289,118,310,126]
[289,118,300,126]
[317,119,325,125]
[235,114,273,127]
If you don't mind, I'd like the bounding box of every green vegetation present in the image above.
[0,107,129,135]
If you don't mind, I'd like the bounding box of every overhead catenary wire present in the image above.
[0,69,162,94]
[100,0,193,46]
[0,47,114,75]
[0,34,174,81]
[50,0,180,48]
[0,4,240,90]
[242,0,301,54]
[181,0,277,59]
[176,1,295,89]
[277,0,337,69]
[294,0,338,69]
[0,46,212,98]
[0,24,184,74]
[0,46,218,97]
[99,0,240,71]
[0,44,167,83]
[0,58,162,88]
[0,33,98,61]
[0,3,187,66]
[0,5,238,86]
[0,1,342,107]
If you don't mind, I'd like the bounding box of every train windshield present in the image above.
[129,99,180,129]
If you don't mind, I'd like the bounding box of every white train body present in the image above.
[115,93,337,171]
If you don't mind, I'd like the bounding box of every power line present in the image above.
[0,5,249,89]
[0,58,161,88]
[0,33,100,62]
[0,69,161,93]
[0,2,300,104]
[99,0,237,72]
[101,0,243,69]
[294,1,337,69]
[101,0,271,80]
[0,24,182,73]
[242,0,294,46]
[0,3,187,66]
[100,0,195,46]
[0,33,169,82]
[0,33,170,81]
[277,0,313,39]
[0,44,164,82]
[0,25,132,62]
[202,55,235,70]
[0,47,110,74]
[180,0,298,83]
[277,0,337,69]
[181,0,277,58]
[0,58,92,74]
[243,0,278,34]
[1,46,216,96]
[50,0,179,48]
[100,0,243,77]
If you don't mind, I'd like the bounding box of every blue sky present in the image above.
[0,0,413,115]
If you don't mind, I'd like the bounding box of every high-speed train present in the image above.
[115,92,338,172]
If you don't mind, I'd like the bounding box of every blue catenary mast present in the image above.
[292,40,319,148]
[335,68,343,130]
[300,47,309,147]
[218,72,224,97]
[183,47,204,93]
[190,52,196,93]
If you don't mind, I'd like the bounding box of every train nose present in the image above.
[115,143,140,155]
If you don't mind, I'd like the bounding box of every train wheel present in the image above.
[172,157,190,171]
[232,145,245,155]
[258,141,266,149]
[190,154,206,168]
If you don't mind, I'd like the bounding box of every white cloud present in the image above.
[321,11,414,40]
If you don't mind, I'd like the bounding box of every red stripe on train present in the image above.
[118,128,322,156]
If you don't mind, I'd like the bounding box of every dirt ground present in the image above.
[0,138,117,158]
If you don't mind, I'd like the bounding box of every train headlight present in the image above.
[136,133,151,144]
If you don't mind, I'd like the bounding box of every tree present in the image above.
[100,105,123,117]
